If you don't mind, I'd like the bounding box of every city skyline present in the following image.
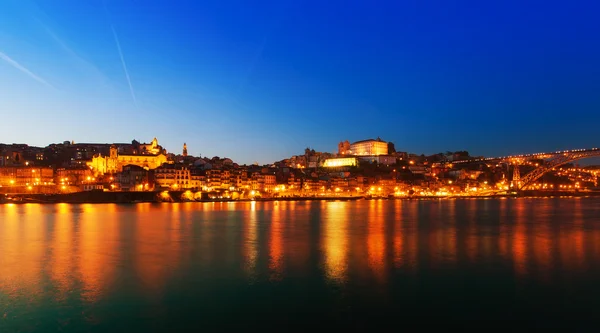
[1,0,600,165]
[2,137,599,166]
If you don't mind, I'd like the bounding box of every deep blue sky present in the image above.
[0,0,599,164]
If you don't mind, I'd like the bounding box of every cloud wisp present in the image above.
[110,24,138,109]
[0,51,53,88]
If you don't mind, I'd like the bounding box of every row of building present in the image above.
[1,137,597,195]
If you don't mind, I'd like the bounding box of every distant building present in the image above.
[357,155,396,165]
[339,138,389,156]
[0,166,54,186]
[87,138,170,175]
[338,140,350,155]
[155,164,191,189]
[323,157,358,168]
[350,138,388,156]
[138,137,162,155]
[117,165,150,191]
[263,174,276,192]
[56,166,93,185]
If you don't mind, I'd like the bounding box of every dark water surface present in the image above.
[1,198,600,331]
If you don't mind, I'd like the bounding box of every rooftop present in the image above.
[352,137,386,145]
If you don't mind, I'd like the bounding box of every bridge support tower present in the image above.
[511,163,521,189]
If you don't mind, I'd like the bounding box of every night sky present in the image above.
[0,0,599,164]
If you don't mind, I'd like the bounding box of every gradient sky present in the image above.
[1,0,599,164]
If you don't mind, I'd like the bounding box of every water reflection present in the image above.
[242,202,259,279]
[1,198,600,328]
[50,204,75,301]
[323,201,348,283]
[392,200,403,268]
[367,200,386,283]
[0,204,45,298]
[134,203,183,296]
[78,204,118,302]
[269,204,284,281]
[512,199,528,277]
[280,201,310,277]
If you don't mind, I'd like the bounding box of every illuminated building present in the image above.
[190,169,206,189]
[138,137,161,155]
[56,167,93,185]
[183,143,188,157]
[87,138,171,175]
[323,157,358,168]
[0,166,54,186]
[155,164,192,189]
[349,138,388,156]
[117,165,150,191]
[337,140,350,155]
[206,169,222,189]
[263,174,276,192]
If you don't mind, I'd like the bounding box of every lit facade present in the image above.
[323,157,358,167]
[349,138,388,156]
[117,165,150,191]
[139,137,161,155]
[155,165,192,189]
[88,139,170,175]
[263,174,276,192]
[56,167,93,185]
[0,166,54,186]
[338,140,350,155]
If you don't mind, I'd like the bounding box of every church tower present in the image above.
[110,145,118,159]
[183,143,188,157]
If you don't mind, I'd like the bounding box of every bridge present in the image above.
[449,148,600,191]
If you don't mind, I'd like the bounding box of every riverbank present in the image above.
[2,189,600,204]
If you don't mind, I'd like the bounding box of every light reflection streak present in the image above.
[498,199,509,258]
[444,199,457,264]
[282,201,310,276]
[404,202,418,271]
[78,204,115,302]
[0,203,24,296]
[49,203,75,301]
[134,203,181,296]
[512,199,528,278]
[568,199,585,273]
[367,200,386,283]
[16,204,44,296]
[393,200,403,268]
[531,202,552,283]
[243,202,258,278]
[323,201,348,283]
[269,204,284,280]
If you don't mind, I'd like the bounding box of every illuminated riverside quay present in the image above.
[1,139,599,203]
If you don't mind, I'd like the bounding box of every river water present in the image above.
[1,198,600,331]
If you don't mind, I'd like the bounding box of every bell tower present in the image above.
[110,145,118,159]
[183,143,188,157]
